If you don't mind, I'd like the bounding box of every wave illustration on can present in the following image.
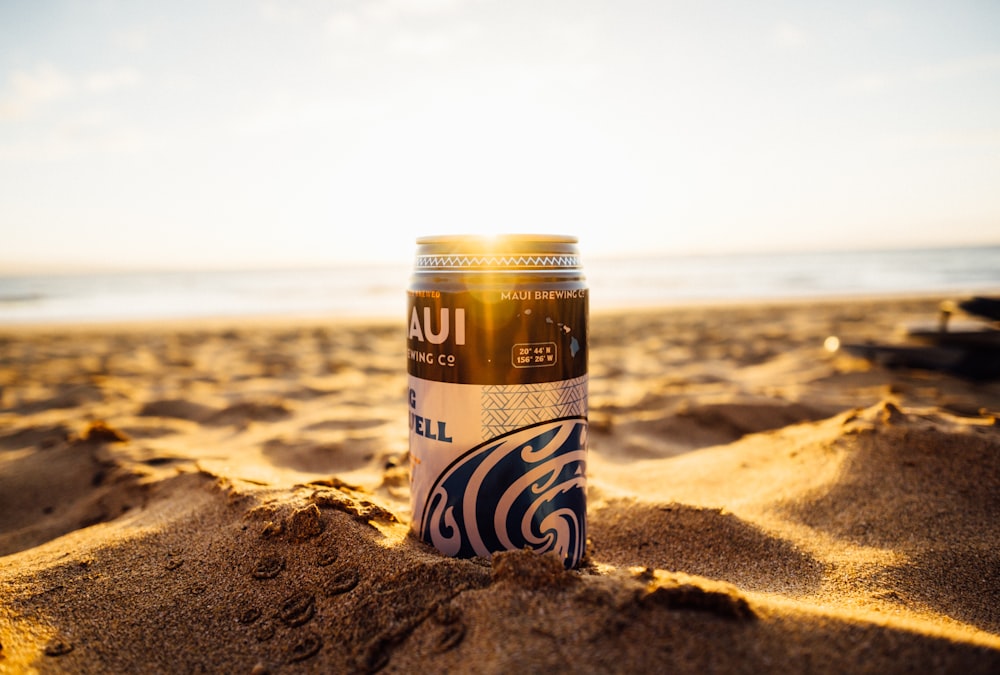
[407,234,588,568]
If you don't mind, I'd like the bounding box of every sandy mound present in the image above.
[2,298,999,672]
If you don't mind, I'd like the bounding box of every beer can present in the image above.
[407,234,589,568]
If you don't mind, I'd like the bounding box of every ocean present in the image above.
[1,246,998,325]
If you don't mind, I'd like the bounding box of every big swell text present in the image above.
[408,387,452,443]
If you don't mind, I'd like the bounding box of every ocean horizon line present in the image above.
[3,240,999,278]
[2,244,999,326]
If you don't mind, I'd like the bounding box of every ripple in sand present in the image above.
[262,437,381,474]
[139,398,219,422]
[0,424,71,450]
[636,569,756,621]
[203,401,291,427]
[303,418,388,433]
[596,399,834,457]
[13,384,105,414]
[589,501,824,595]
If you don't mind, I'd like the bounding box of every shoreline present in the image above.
[0,288,983,332]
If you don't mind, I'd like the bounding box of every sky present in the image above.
[1,0,999,270]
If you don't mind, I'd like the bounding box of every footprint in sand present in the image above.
[432,623,466,653]
[238,608,262,625]
[315,535,339,567]
[431,604,466,653]
[276,591,316,627]
[286,633,323,664]
[323,567,360,597]
[43,639,74,657]
[251,555,285,580]
[254,622,276,642]
[316,548,338,567]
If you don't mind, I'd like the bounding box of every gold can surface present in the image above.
[407,234,588,568]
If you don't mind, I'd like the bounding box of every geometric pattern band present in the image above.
[417,254,580,270]
[480,374,588,440]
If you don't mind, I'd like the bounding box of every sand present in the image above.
[1,296,999,673]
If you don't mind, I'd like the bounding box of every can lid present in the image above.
[414,234,581,271]
[416,234,577,246]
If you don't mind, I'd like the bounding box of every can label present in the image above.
[407,281,588,567]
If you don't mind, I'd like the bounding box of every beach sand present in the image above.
[1,296,999,673]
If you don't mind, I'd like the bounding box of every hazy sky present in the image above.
[2,0,999,269]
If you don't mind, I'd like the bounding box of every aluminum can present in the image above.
[407,234,588,568]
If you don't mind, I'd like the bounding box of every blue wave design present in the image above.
[420,417,587,568]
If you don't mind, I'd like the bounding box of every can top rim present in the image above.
[416,234,578,245]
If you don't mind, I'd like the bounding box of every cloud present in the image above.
[0,66,147,161]
[390,31,459,56]
[258,0,321,23]
[834,52,1000,99]
[915,53,1000,82]
[390,21,481,56]
[0,65,72,120]
[888,129,1000,151]
[326,0,478,36]
[772,22,808,49]
[326,11,362,36]
[0,116,150,162]
[0,65,142,121]
[84,67,142,93]
[371,0,470,20]
[837,72,890,96]
[114,27,150,52]
[862,8,900,30]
